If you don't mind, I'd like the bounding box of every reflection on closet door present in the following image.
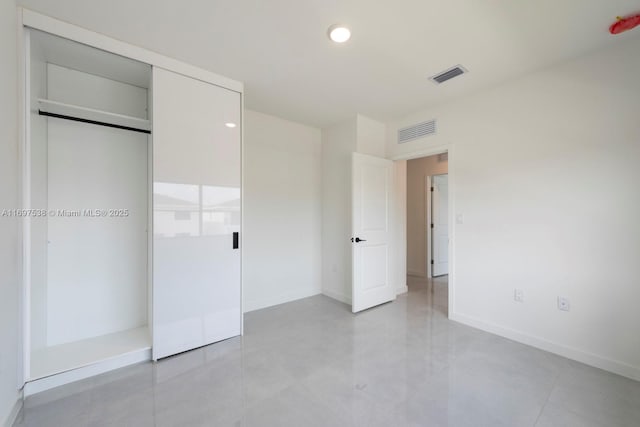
[152,67,241,360]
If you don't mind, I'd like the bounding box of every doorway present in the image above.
[406,153,448,278]
[404,153,449,312]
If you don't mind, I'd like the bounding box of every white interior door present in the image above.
[432,174,449,277]
[352,153,394,313]
[152,67,241,360]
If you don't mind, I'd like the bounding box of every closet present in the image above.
[22,10,242,395]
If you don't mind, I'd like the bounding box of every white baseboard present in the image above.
[24,348,151,397]
[322,288,352,305]
[407,269,425,277]
[450,312,640,382]
[243,287,321,313]
[2,395,23,427]
[396,285,408,295]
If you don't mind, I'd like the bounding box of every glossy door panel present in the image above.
[152,67,241,360]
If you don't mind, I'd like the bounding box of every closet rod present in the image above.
[39,110,152,134]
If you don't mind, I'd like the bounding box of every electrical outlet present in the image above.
[514,289,524,302]
[557,297,570,311]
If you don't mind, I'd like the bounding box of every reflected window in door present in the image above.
[154,182,239,237]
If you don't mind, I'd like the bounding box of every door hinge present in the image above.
[430,186,434,192]
[431,259,434,265]
[430,223,434,229]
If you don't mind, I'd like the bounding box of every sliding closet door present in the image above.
[152,67,241,360]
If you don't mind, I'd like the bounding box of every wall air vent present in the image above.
[430,65,467,84]
[397,119,436,144]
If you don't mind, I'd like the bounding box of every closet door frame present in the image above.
[17,7,244,387]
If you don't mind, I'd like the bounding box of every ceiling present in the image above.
[18,0,640,127]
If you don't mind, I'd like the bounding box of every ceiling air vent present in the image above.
[430,65,467,84]
[398,119,436,144]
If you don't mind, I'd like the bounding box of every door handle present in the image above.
[351,237,367,243]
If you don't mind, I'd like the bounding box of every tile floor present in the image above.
[15,276,640,426]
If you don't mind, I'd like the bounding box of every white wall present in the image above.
[243,110,322,312]
[406,155,448,277]
[391,160,407,294]
[0,0,21,424]
[388,37,640,380]
[356,114,386,158]
[321,119,356,304]
[46,120,148,346]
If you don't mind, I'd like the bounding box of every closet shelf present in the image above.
[30,326,151,381]
[38,98,151,133]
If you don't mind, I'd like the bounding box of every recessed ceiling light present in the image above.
[328,25,351,43]
[225,122,237,128]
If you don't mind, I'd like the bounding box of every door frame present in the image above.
[392,144,454,318]
[19,26,155,383]
[425,175,433,279]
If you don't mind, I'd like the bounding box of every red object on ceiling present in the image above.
[609,14,640,34]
